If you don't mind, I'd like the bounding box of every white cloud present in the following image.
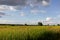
[25,20,39,25]
[31,9,40,14]
[44,17,59,25]
[0,5,7,11]
[20,12,25,16]
[45,21,55,25]
[8,6,17,11]
[45,17,52,22]
[0,20,14,24]
[42,0,50,6]
[0,5,17,11]
[0,19,27,24]
[31,9,46,14]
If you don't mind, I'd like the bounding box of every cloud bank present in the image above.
[0,0,50,11]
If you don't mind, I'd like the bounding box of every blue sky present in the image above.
[0,0,60,25]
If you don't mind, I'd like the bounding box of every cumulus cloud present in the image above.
[45,17,52,22]
[0,0,50,10]
[42,0,50,6]
[8,6,17,11]
[43,17,59,25]
[0,5,17,11]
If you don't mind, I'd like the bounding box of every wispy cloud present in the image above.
[0,19,14,24]
[20,12,25,16]
[0,19,28,24]
[31,9,46,14]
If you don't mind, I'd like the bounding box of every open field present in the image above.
[0,26,60,40]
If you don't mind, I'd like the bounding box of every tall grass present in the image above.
[0,26,60,40]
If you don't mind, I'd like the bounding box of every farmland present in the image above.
[0,26,60,40]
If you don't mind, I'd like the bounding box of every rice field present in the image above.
[0,26,60,40]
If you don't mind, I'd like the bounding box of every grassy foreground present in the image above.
[0,26,60,40]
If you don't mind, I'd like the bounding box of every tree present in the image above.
[57,24,60,26]
[25,24,28,26]
[38,22,43,26]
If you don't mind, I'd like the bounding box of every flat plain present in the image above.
[0,26,60,40]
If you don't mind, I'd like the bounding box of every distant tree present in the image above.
[47,24,49,26]
[11,25,15,26]
[38,22,43,26]
[52,25,55,26]
[57,24,60,26]
[25,24,28,26]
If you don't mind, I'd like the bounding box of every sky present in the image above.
[0,0,60,25]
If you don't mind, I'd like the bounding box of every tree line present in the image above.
[0,22,60,26]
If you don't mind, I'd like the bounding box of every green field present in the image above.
[0,26,60,40]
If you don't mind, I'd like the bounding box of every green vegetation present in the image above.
[38,22,43,26]
[0,26,60,40]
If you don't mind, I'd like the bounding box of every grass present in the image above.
[0,26,60,40]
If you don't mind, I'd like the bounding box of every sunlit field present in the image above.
[0,26,60,40]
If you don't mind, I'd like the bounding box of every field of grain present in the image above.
[0,26,60,40]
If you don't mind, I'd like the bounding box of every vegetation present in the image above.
[0,26,60,40]
[57,24,60,26]
[38,22,43,26]
[25,24,28,26]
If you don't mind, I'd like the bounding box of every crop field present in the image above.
[0,26,60,40]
